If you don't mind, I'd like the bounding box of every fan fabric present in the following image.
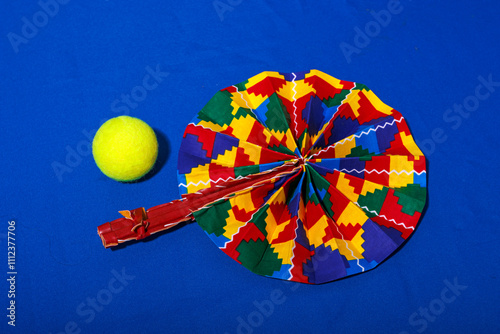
[177,70,427,284]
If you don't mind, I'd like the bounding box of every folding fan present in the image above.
[97,70,427,284]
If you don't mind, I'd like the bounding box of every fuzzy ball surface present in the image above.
[92,116,158,182]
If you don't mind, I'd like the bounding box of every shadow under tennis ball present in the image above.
[120,128,170,183]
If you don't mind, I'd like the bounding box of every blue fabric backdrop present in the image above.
[1,0,499,333]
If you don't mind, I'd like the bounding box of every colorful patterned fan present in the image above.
[98,70,427,284]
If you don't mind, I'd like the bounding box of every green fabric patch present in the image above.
[270,143,296,156]
[234,165,261,179]
[237,238,283,276]
[249,204,270,237]
[234,80,248,92]
[323,89,352,108]
[193,198,232,237]
[265,94,290,133]
[233,106,251,120]
[347,145,373,158]
[197,90,235,126]
[393,185,426,216]
[394,183,426,200]
[354,83,371,92]
[357,187,389,217]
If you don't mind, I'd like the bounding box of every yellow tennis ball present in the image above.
[92,116,158,182]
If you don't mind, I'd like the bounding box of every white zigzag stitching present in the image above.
[232,85,253,110]
[186,122,216,131]
[178,175,243,188]
[331,221,366,272]
[338,168,426,176]
[291,73,299,137]
[309,117,404,158]
[356,204,415,230]
[287,72,301,280]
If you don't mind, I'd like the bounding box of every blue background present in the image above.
[1,0,499,333]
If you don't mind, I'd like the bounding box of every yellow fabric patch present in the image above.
[336,202,368,227]
[270,240,295,265]
[363,89,394,115]
[336,173,360,203]
[184,163,211,193]
[277,77,315,102]
[323,231,340,252]
[232,188,258,212]
[400,131,424,156]
[268,129,298,152]
[223,209,248,241]
[197,120,226,133]
[360,179,385,196]
[246,71,285,90]
[306,70,344,89]
[284,129,299,152]
[238,141,262,165]
[306,214,330,249]
[389,155,414,188]
[337,228,366,260]
[242,91,267,110]
[228,115,255,143]
[347,90,362,118]
[222,188,257,240]
[263,187,287,242]
[334,135,356,158]
[212,146,238,166]
[299,132,311,154]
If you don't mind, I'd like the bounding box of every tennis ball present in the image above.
[92,116,158,182]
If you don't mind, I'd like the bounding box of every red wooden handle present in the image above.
[97,161,301,248]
